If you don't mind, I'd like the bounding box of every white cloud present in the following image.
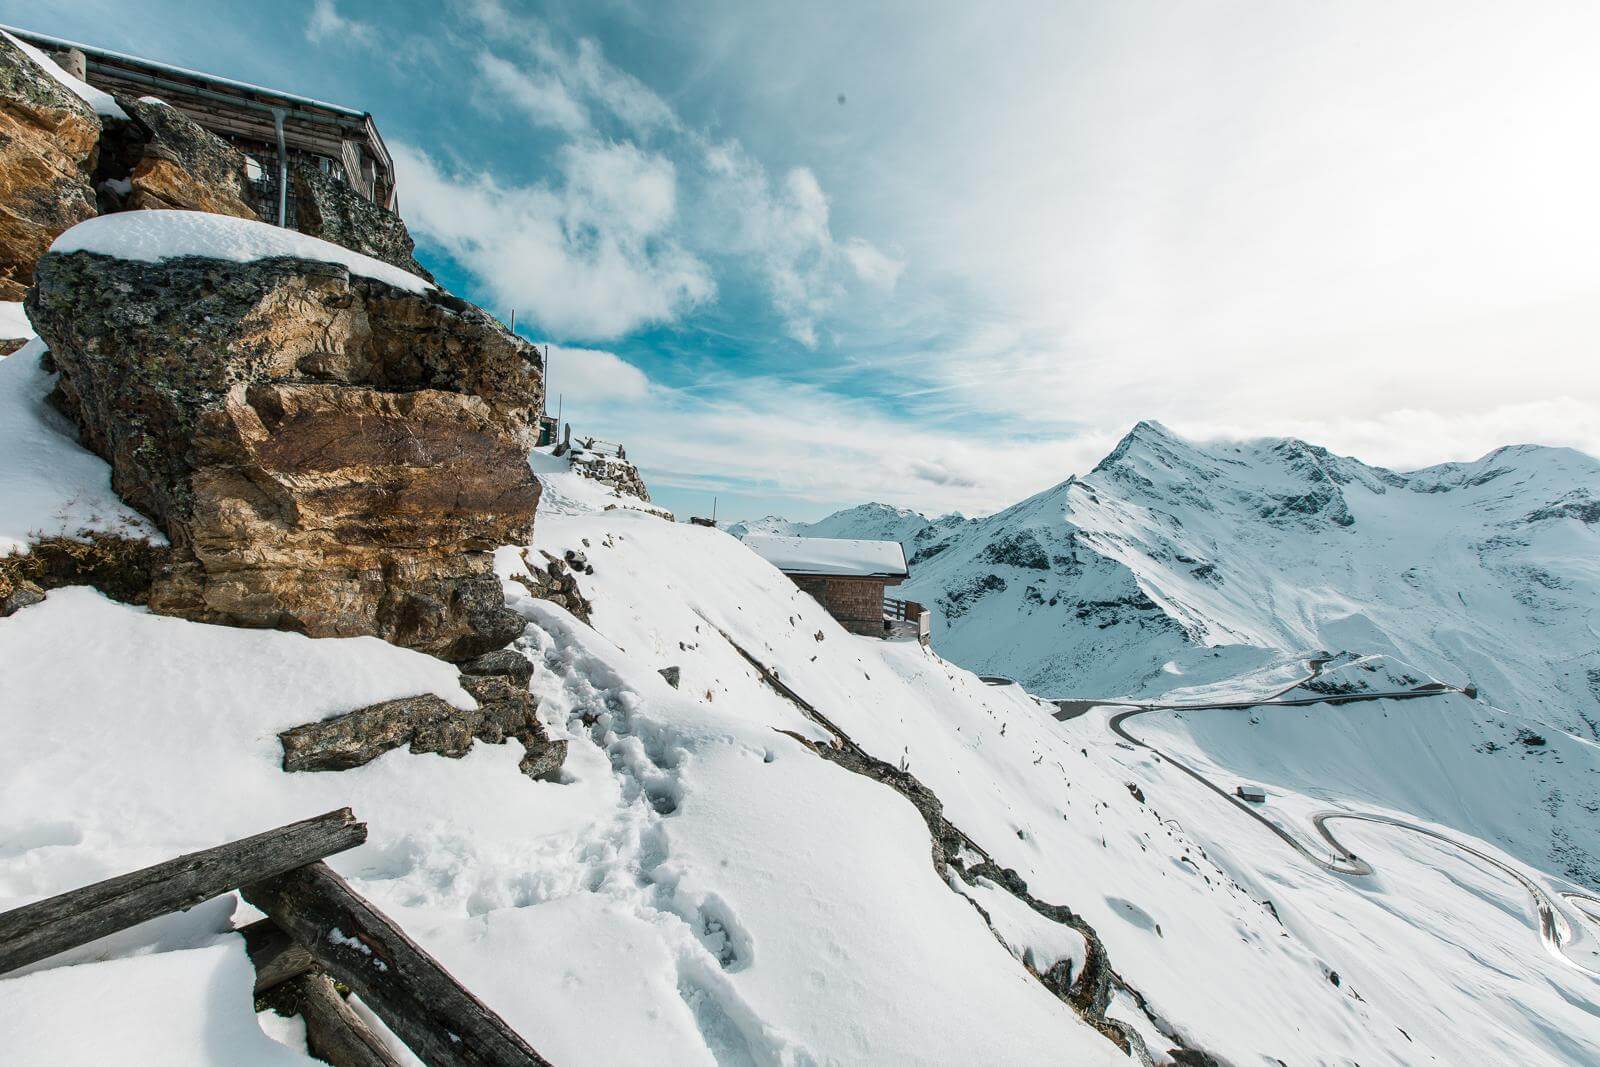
[475,52,588,133]
[542,345,652,404]
[699,142,898,347]
[394,143,714,341]
[843,237,904,291]
[548,355,1110,517]
[466,0,674,137]
[305,0,374,46]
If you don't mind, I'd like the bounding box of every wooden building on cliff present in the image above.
[3,24,397,227]
[745,535,926,640]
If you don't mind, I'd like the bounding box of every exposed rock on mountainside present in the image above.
[0,35,101,301]
[279,650,564,780]
[568,443,654,502]
[110,96,258,219]
[27,241,543,660]
[292,162,434,281]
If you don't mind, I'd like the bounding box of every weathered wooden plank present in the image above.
[0,809,366,976]
[240,918,319,996]
[242,862,550,1067]
[280,972,405,1067]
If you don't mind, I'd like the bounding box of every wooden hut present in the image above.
[4,24,397,224]
[745,535,915,637]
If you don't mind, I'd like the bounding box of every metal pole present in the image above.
[271,107,288,227]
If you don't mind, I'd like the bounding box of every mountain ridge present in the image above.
[739,423,1600,738]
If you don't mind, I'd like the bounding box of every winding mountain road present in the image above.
[1007,665,1600,978]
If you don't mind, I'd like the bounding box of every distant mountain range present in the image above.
[734,421,1600,739]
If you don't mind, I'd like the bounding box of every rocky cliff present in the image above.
[0,34,100,301]
[27,220,543,660]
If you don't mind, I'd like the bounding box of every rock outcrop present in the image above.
[568,445,654,502]
[109,96,260,219]
[278,651,565,779]
[28,243,544,660]
[0,35,101,301]
[292,163,433,282]
[510,548,593,624]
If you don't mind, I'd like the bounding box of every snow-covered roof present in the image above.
[744,535,908,578]
[49,211,432,294]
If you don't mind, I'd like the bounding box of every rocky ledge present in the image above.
[27,239,544,660]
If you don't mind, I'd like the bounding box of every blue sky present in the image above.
[11,0,1600,521]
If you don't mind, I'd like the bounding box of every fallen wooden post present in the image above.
[275,972,405,1067]
[0,809,366,975]
[240,917,319,996]
[242,861,550,1067]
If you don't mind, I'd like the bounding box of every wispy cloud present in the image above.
[475,52,587,133]
[465,0,674,137]
[406,3,896,353]
[305,0,374,47]
[394,142,714,341]
[697,140,901,347]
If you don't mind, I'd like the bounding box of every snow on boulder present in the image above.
[0,340,158,553]
[47,209,432,294]
[0,300,35,355]
[1,30,125,119]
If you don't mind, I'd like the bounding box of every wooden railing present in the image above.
[883,597,931,643]
[883,596,921,622]
[0,810,549,1067]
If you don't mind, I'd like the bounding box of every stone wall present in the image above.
[793,575,893,636]
[569,449,653,502]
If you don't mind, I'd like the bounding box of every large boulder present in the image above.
[27,233,544,660]
[292,163,433,282]
[0,35,101,301]
[110,96,261,220]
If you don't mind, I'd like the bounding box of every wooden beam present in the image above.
[274,972,405,1067]
[0,809,366,975]
[242,862,550,1067]
[240,918,319,996]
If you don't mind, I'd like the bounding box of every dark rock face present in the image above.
[510,548,593,624]
[0,36,101,300]
[28,250,544,660]
[293,163,433,282]
[280,651,565,780]
[113,96,260,219]
[0,531,168,617]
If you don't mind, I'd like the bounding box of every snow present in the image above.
[954,873,1088,975]
[4,408,1599,1063]
[49,212,433,294]
[2,30,127,119]
[0,300,34,341]
[742,533,908,577]
[0,341,161,552]
[0,942,309,1064]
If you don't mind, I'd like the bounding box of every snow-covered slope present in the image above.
[894,422,1600,740]
[4,347,1598,1063]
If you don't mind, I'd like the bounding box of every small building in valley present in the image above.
[745,535,922,638]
